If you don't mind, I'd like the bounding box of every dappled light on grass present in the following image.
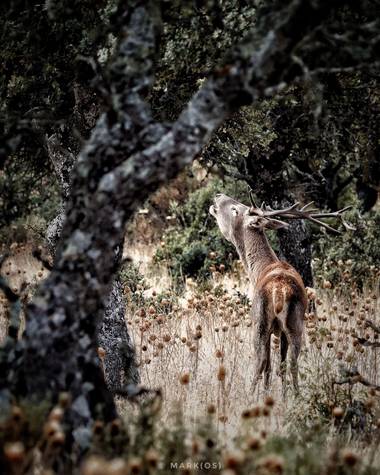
[1,239,380,473]
[124,256,380,447]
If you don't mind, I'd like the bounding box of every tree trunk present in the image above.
[46,133,139,394]
[0,0,342,442]
[267,195,314,287]
[99,277,139,391]
[277,211,314,288]
[246,176,314,287]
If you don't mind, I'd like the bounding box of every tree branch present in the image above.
[0,0,351,439]
[1,2,164,439]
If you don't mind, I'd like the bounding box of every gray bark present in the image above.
[243,176,313,287]
[263,193,314,288]
[45,133,139,393]
[277,212,314,288]
[0,0,344,442]
[99,279,139,390]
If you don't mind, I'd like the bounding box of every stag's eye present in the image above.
[231,207,239,217]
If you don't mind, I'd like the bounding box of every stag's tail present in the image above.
[272,285,288,315]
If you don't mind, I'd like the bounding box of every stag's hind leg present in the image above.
[280,332,288,399]
[251,333,271,394]
[264,337,272,390]
[251,295,271,394]
[289,336,301,395]
[286,301,304,396]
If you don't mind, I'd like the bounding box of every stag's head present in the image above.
[209,192,354,245]
[209,193,287,245]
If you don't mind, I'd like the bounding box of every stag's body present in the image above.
[249,258,306,395]
[210,193,352,395]
[212,196,306,395]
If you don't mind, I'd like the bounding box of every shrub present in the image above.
[119,260,146,294]
[313,207,380,286]
[154,177,247,288]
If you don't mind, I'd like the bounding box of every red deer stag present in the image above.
[209,193,353,396]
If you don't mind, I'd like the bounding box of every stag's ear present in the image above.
[247,216,268,229]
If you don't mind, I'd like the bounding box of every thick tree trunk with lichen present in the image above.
[0,0,342,442]
[277,212,313,288]
[45,133,139,394]
[244,155,314,287]
[98,278,139,390]
[46,209,139,395]
[267,195,313,288]
[244,181,314,287]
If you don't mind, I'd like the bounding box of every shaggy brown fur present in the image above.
[210,194,307,396]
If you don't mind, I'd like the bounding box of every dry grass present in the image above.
[123,249,380,451]
[1,243,380,473]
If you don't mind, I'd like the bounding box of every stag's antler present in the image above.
[249,200,355,234]
[248,186,259,209]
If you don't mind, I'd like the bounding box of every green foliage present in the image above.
[119,261,146,294]
[118,260,148,309]
[152,1,257,120]
[0,149,61,234]
[119,260,179,313]
[203,73,379,214]
[313,208,380,285]
[155,178,247,287]
[0,181,60,244]
[0,0,114,232]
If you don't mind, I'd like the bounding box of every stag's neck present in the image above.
[235,230,278,289]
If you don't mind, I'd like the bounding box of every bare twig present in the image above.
[333,368,380,391]
[32,247,53,271]
[357,338,380,348]
[365,319,380,334]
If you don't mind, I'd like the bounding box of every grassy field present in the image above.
[124,242,380,436]
[1,242,380,474]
